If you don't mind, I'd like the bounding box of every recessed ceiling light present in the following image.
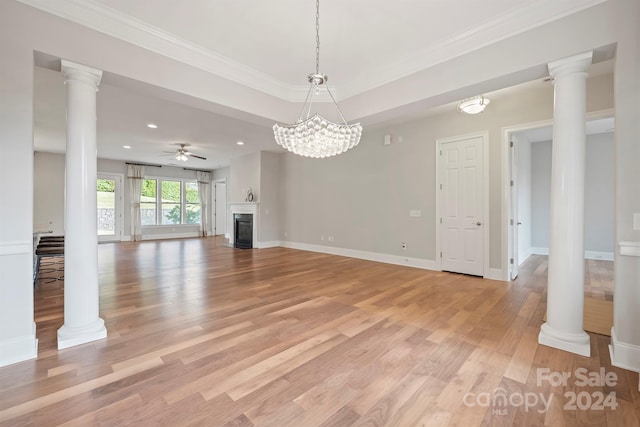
[123,145,131,149]
[147,123,158,129]
[237,141,244,145]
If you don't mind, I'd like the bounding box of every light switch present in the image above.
[409,210,421,217]
[634,213,640,231]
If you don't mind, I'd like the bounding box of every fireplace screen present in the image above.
[234,213,253,249]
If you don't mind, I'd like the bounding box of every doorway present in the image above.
[97,173,123,242]
[503,111,615,281]
[436,131,489,277]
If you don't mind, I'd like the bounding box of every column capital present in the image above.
[548,51,593,80]
[61,59,103,87]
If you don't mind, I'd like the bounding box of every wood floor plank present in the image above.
[1,239,636,426]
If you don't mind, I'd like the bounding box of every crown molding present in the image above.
[338,0,607,100]
[16,0,303,100]
[17,0,606,103]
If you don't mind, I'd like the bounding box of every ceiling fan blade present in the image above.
[189,154,207,160]
[161,151,175,154]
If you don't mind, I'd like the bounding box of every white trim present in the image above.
[609,327,640,373]
[518,248,533,265]
[257,241,281,249]
[338,0,607,100]
[435,130,490,279]
[585,251,614,261]
[0,241,32,256]
[281,241,439,271]
[16,0,605,102]
[212,179,227,237]
[531,247,550,255]
[0,322,38,367]
[486,268,506,281]
[141,232,200,241]
[501,109,615,281]
[531,247,613,260]
[619,241,640,257]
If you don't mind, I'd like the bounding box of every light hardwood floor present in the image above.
[0,237,638,426]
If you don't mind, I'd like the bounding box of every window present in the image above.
[161,180,181,224]
[140,178,200,226]
[185,182,201,224]
[141,179,157,226]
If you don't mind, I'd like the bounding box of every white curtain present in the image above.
[197,171,211,237]
[127,164,144,241]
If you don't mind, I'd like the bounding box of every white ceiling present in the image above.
[26,0,611,168]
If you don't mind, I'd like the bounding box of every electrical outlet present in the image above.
[401,242,407,250]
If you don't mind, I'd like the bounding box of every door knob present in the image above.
[517,222,522,225]
[476,222,482,226]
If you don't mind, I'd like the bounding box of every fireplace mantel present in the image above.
[228,203,259,248]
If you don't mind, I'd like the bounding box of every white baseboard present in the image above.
[518,248,532,266]
[121,232,201,242]
[530,247,613,261]
[531,247,549,255]
[280,241,439,271]
[486,268,507,281]
[257,240,281,249]
[0,322,38,367]
[609,327,640,373]
[585,251,614,261]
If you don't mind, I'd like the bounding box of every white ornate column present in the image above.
[57,60,107,349]
[538,51,592,357]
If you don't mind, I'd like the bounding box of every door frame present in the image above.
[435,130,490,277]
[97,172,124,242]
[500,108,614,281]
[212,178,227,237]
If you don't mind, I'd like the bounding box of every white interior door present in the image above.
[440,136,484,276]
[214,182,227,236]
[97,174,123,242]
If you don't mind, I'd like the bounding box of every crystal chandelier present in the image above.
[273,0,362,158]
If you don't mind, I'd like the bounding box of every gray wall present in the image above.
[34,152,65,235]
[531,132,614,254]
[279,74,613,270]
[259,152,282,243]
[230,152,260,203]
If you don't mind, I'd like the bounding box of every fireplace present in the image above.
[228,202,258,249]
[234,213,253,249]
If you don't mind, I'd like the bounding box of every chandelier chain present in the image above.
[315,0,320,75]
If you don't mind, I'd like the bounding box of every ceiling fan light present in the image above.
[176,153,188,162]
[458,96,490,114]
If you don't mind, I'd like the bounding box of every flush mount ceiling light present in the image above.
[457,95,490,114]
[273,0,362,158]
[147,123,158,129]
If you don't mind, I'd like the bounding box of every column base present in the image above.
[538,322,590,357]
[57,318,107,350]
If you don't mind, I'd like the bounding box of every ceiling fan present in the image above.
[163,144,207,162]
